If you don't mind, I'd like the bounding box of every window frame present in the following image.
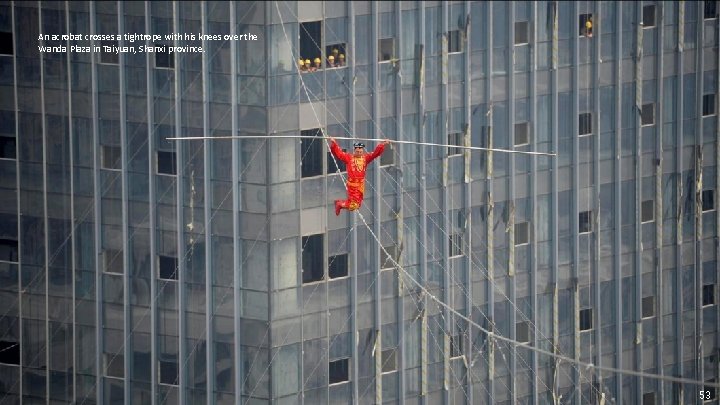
[380,245,398,270]
[156,150,177,176]
[579,210,593,234]
[641,199,655,223]
[104,353,124,379]
[515,221,530,246]
[447,30,463,53]
[379,37,396,62]
[516,321,531,344]
[514,21,529,45]
[101,145,122,171]
[328,253,349,280]
[642,5,657,28]
[325,43,347,69]
[642,392,656,405]
[641,296,655,319]
[154,44,174,69]
[0,31,13,56]
[158,359,179,386]
[301,128,324,178]
[300,20,323,71]
[0,341,19,366]
[703,94,717,117]
[514,122,530,146]
[0,135,16,160]
[449,334,463,358]
[447,131,463,156]
[99,40,120,65]
[579,13,593,37]
[703,189,715,212]
[705,0,719,19]
[380,348,397,373]
[0,238,19,263]
[703,284,715,307]
[449,233,463,258]
[578,112,593,136]
[103,249,124,275]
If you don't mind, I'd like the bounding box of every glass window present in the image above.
[579,112,592,135]
[643,392,655,405]
[155,44,174,69]
[579,210,593,234]
[643,5,656,28]
[514,21,529,45]
[157,151,176,175]
[103,249,124,274]
[641,103,655,126]
[515,222,530,246]
[302,234,324,283]
[641,200,654,223]
[705,1,718,19]
[301,129,323,178]
[642,296,655,318]
[0,135,15,159]
[0,238,18,262]
[329,358,349,384]
[703,189,715,212]
[703,94,716,116]
[448,132,462,156]
[448,30,462,53]
[159,255,178,280]
[379,38,395,62]
[159,359,179,385]
[99,40,119,64]
[300,21,322,70]
[329,253,348,279]
[704,380,717,400]
[327,150,346,173]
[703,284,715,306]
[514,122,529,146]
[0,31,12,55]
[579,14,594,37]
[380,245,398,269]
[516,321,530,343]
[0,341,19,365]
[579,308,593,331]
[449,233,463,257]
[381,348,396,373]
[104,353,124,378]
[102,145,122,170]
[450,334,462,357]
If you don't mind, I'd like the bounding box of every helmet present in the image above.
[585,20,592,28]
[332,48,339,55]
[299,59,305,65]
[328,55,335,61]
[314,57,321,64]
[353,142,365,149]
[339,54,345,59]
[305,59,311,65]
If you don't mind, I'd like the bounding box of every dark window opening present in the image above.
[100,40,119,64]
[329,358,349,384]
[104,353,124,378]
[329,254,348,279]
[705,1,718,19]
[579,112,592,135]
[379,38,395,62]
[514,122,529,146]
[0,341,19,365]
[449,233,463,257]
[704,380,717,401]
[642,296,655,318]
[641,200,654,223]
[157,151,177,175]
[0,135,16,159]
[579,308,593,331]
[159,255,178,280]
[301,129,323,178]
[448,132,462,156]
[703,189,715,212]
[515,222,530,246]
[516,321,530,343]
[579,14,593,37]
[302,234,324,283]
[641,103,655,126]
[579,210,592,234]
[300,21,322,72]
[380,245,397,269]
[104,249,124,274]
[0,31,13,55]
[703,94,716,116]
[327,150,346,173]
[514,21,529,45]
[159,360,179,385]
[325,43,347,68]
[643,5,656,27]
[381,348,397,373]
[703,284,715,306]
[0,238,18,262]
[380,143,394,166]
[448,30,462,53]
[643,392,655,405]
[102,145,122,170]
[450,334,463,357]
[155,44,174,69]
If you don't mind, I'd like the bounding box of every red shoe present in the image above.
[335,200,342,216]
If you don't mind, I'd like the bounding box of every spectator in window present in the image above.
[585,18,593,37]
[327,55,335,68]
[314,57,322,70]
[332,48,340,60]
[305,58,314,72]
[338,54,345,67]
[299,58,307,72]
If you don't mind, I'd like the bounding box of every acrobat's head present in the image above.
[353,142,365,157]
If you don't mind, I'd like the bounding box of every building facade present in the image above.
[0,1,719,404]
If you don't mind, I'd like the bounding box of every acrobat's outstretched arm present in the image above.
[329,138,351,163]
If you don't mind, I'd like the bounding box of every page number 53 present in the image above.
[701,390,713,400]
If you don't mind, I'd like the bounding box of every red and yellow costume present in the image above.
[330,140,386,214]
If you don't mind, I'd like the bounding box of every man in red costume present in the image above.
[329,137,391,215]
